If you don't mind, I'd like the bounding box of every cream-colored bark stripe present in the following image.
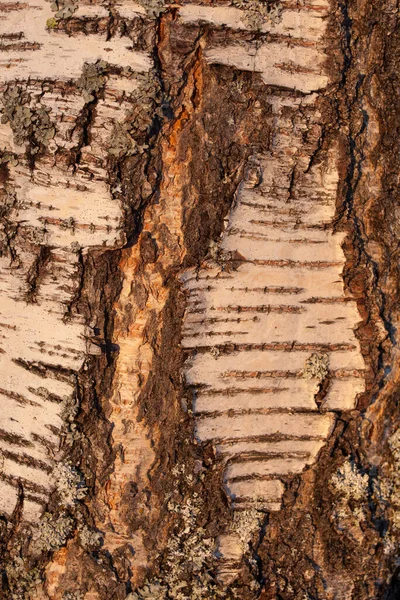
[179,3,327,41]
[182,140,364,504]
[0,1,151,519]
[180,2,364,578]
[0,0,151,81]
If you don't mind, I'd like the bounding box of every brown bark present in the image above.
[0,1,399,599]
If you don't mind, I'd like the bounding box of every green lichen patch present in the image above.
[1,86,56,154]
[232,0,283,30]
[46,17,59,29]
[78,60,109,103]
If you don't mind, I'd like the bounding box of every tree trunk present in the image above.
[0,1,399,599]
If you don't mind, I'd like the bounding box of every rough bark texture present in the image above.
[0,1,399,599]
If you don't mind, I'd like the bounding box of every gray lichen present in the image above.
[374,428,400,553]
[232,505,263,551]
[31,512,74,552]
[0,150,18,167]
[47,0,78,19]
[137,0,167,18]
[386,429,400,531]
[126,580,168,600]
[60,393,83,446]
[204,240,236,272]
[52,462,87,507]
[330,459,369,543]
[1,86,56,153]
[107,71,159,164]
[129,70,162,130]
[108,122,139,159]
[70,240,81,253]
[133,71,160,100]
[78,61,109,103]
[78,525,103,550]
[129,467,239,599]
[243,159,263,189]
[232,0,283,30]
[60,216,76,233]
[5,557,42,600]
[0,188,20,221]
[331,460,369,502]
[302,353,329,382]
[0,185,22,261]
[108,121,150,159]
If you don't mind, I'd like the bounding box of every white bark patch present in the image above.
[114,1,147,19]
[181,3,365,579]
[0,0,151,81]
[182,139,365,573]
[205,42,328,94]
[184,2,330,94]
[179,4,326,42]
[0,3,151,520]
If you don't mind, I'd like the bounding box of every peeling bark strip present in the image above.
[0,0,399,599]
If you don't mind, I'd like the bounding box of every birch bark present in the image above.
[0,1,399,599]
